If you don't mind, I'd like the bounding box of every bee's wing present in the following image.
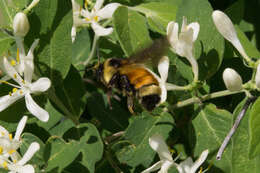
[128,37,169,66]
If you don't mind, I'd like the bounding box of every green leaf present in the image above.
[231,99,260,172]
[192,104,232,172]
[116,112,174,167]
[51,65,86,122]
[134,2,178,34]
[176,0,224,79]
[113,6,152,56]
[236,25,260,58]
[72,28,91,71]
[78,123,104,173]
[249,97,260,158]
[0,31,13,56]
[45,137,80,172]
[0,0,16,28]
[31,0,72,82]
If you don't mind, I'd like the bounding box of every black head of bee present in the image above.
[109,58,122,68]
[93,63,104,82]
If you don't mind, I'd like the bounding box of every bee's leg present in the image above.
[127,96,135,114]
[106,89,113,110]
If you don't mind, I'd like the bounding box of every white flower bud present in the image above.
[255,64,260,88]
[223,68,243,91]
[13,12,30,37]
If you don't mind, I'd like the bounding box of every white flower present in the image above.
[13,12,30,37]
[167,17,199,81]
[141,134,174,173]
[212,10,250,62]
[255,64,260,88]
[0,142,40,173]
[71,0,120,41]
[0,52,51,122]
[0,116,27,161]
[142,134,209,173]
[176,150,209,173]
[223,68,243,91]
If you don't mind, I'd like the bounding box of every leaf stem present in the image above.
[47,87,79,125]
[216,96,257,160]
[173,90,244,108]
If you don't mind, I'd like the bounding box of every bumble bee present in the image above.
[94,37,169,113]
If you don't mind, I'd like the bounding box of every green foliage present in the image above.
[0,0,260,172]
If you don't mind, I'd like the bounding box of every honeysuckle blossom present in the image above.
[0,43,51,122]
[0,142,40,173]
[0,116,27,161]
[212,10,251,63]
[71,0,120,41]
[223,68,243,91]
[142,134,209,173]
[167,17,199,81]
[13,13,30,37]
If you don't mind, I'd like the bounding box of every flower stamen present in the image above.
[9,134,12,140]
[94,16,98,22]
[16,48,20,64]
[2,161,8,169]
[0,146,3,154]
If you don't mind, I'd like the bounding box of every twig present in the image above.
[216,96,257,160]
[104,131,125,145]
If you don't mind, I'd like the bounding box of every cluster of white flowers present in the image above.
[71,0,120,42]
[0,1,49,171]
[142,134,209,173]
[212,10,260,92]
[0,116,39,173]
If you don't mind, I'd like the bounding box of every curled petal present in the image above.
[0,126,9,137]
[212,10,249,60]
[25,94,49,122]
[190,149,209,173]
[71,26,76,43]
[30,77,51,93]
[159,84,167,104]
[93,0,104,11]
[14,116,27,141]
[181,16,188,32]
[158,56,169,83]
[91,22,113,36]
[0,92,24,112]
[149,134,173,161]
[167,21,179,48]
[18,142,40,166]
[187,22,200,42]
[97,3,121,19]
[141,161,164,173]
[3,58,24,86]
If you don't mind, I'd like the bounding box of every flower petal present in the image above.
[3,58,24,86]
[158,56,169,83]
[167,21,179,48]
[177,157,193,173]
[71,26,76,43]
[91,22,113,36]
[71,0,80,12]
[17,142,40,166]
[96,3,120,19]
[181,16,188,32]
[212,10,249,60]
[141,161,164,173]
[14,116,27,141]
[93,0,104,11]
[30,77,51,93]
[25,93,49,122]
[255,64,260,88]
[0,92,24,112]
[24,39,39,83]
[18,164,35,173]
[190,149,209,173]
[149,134,173,161]
[159,160,174,173]
[223,68,243,91]
[0,126,9,137]
[187,22,200,42]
